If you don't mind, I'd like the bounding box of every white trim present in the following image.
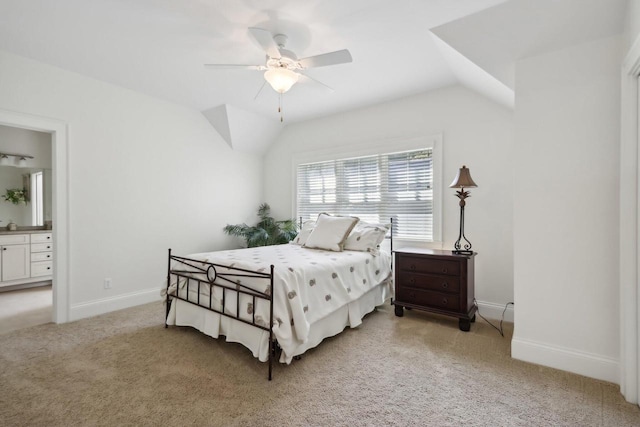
[69,287,161,321]
[624,34,640,77]
[620,32,640,404]
[475,300,514,322]
[0,109,69,324]
[291,133,443,242]
[512,337,619,384]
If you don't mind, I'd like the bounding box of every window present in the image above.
[30,171,43,226]
[297,148,434,240]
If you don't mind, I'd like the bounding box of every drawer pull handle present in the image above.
[47,267,51,270]
[409,264,416,270]
[408,277,415,284]
[442,268,448,273]
[47,246,50,249]
[442,298,448,304]
[47,255,50,258]
[47,236,50,239]
[442,282,448,288]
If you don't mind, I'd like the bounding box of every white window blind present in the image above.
[297,148,433,240]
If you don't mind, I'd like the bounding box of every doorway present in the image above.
[0,109,69,324]
[0,125,54,332]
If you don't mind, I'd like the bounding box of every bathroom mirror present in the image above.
[0,166,52,227]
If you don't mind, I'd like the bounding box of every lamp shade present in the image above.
[0,155,10,166]
[264,68,299,93]
[16,157,27,168]
[449,165,477,188]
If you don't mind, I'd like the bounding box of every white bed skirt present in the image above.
[166,280,392,364]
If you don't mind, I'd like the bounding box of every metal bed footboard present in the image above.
[164,249,276,380]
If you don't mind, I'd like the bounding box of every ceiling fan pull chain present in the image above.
[279,93,284,122]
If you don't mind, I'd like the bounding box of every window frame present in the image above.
[292,134,443,243]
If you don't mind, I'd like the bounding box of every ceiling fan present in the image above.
[205,27,353,121]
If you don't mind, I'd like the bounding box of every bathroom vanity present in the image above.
[0,229,52,287]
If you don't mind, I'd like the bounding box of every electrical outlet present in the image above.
[104,278,112,289]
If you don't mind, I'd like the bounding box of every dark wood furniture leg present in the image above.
[394,304,404,317]
[459,317,471,331]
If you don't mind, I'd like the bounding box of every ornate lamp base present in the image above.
[452,249,473,255]
[453,190,473,255]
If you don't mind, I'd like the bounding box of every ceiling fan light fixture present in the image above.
[264,67,299,93]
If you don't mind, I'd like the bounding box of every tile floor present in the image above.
[0,284,52,335]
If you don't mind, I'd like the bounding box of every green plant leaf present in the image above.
[223,203,299,248]
[2,188,28,205]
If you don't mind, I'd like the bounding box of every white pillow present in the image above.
[344,221,390,253]
[303,213,359,252]
[291,220,315,245]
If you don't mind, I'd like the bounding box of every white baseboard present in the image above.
[70,287,161,321]
[475,300,514,322]
[511,337,619,384]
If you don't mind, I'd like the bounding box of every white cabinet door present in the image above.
[1,244,30,281]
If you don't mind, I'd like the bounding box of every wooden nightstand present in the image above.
[393,248,477,331]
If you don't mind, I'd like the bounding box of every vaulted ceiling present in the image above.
[0,0,628,151]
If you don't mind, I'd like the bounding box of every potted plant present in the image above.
[2,188,28,205]
[224,203,298,247]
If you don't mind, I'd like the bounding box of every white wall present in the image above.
[512,35,622,383]
[0,50,263,318]
[264,85,515,317]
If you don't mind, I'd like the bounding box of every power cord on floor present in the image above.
[473,299,514,337]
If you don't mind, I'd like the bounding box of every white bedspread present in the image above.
[168,244,391,362]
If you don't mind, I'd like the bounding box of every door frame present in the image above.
[620,34,640,404]
[0,109,69,323]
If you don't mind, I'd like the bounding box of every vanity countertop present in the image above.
[0,228,52,235]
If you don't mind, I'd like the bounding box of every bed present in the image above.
[164,214,393,380]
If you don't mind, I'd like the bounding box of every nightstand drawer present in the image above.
[398,255,460,276]
[396,288,460,311]
[400,273,460,294]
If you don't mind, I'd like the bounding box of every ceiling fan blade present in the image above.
[204,64,264,70]
[298,49,352,69]
[248,27,280,59]
[299,72,334,92]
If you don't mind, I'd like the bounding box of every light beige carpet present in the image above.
[0,301,638,426]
